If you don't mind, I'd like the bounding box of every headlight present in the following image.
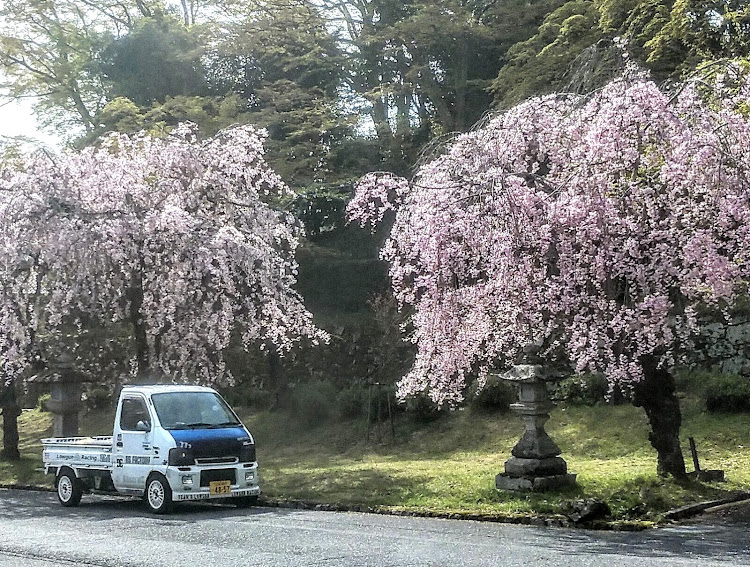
[240,442,256,463]
[245,471,256,482]
[168,447,194,466]
[238,436,256,463]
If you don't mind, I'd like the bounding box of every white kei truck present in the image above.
[42,384,260,514]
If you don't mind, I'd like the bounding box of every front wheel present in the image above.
[57,469,83,507]
[145,473,173,514]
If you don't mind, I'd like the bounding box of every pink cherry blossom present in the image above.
[349,70,750,407]
[1,124,327,385]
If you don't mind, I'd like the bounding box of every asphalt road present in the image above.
[1,488,749,567]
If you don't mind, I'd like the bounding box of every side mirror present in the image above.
[136,420,151,432]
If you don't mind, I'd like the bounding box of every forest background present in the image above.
[2,0,750,418]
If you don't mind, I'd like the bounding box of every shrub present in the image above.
[365,384,399,424]
[468,374,516,413]
[404,394,445,423]
[703,373,750,413]
[336,383,368,419]
[37,393,51,412]
[676,370,750,412]
[552,374,610,405]
[83,387,115,410]
[288,380,339,427]
[245,388,275,410]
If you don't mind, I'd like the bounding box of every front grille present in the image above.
[196,457,238,465]
[200,468,236,487]
[192,438,242,460]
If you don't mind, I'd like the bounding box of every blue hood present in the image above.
[168,427,249,460]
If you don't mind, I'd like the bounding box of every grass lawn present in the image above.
[3,395,749,527]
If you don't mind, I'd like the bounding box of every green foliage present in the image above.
[492,0,750,108]
[100,18,207,106]
[680,371,750,412]
[36,394,51,413]
[200,1,350,191]
[68,2,353,193]
[0,0,114,134]
[336,383,370,419]
[292,185,351,236]
[629,0,750,79]
[288,379,339,427]
[403,394,447,423]
[552,374,612,406]
[390,0,505,132]
[8,0,747,165]
[249,81,346,189]
[467,374,516,413]
[82,387,113,411]
[97,97,145,134]
[94,93,257,145]
[490,0,606,107]
[224,386,276,412]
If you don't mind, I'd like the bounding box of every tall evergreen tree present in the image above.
[491,0,750,108]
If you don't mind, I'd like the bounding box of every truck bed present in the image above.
[42,436,114,472]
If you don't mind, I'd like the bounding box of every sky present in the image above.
[0,97,61,149]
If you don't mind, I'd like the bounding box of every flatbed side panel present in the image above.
[41,436,113,448]
[43,448,114,470]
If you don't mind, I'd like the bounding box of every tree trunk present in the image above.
[0,383,22,461]
[267,349,282,409]
[453,39,469,132]
[632,356,687,479]
[128,263,150,382]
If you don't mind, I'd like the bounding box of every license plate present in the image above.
[209,480,231,497]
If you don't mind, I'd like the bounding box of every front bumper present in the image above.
[166,463,260,502]
[173,486,261,502]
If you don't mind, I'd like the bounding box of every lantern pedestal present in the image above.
[36,353,89,438]
[495,365,576,492]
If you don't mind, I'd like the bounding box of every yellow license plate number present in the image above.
[209,480,231,497]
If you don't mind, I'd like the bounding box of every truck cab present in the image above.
[43,384,260,513]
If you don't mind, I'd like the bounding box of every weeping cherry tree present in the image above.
[0,123,326,395]
[348,65,750,477]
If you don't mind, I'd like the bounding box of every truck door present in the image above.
[112,395,154,492]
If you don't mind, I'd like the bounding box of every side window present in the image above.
[120,397,151,431]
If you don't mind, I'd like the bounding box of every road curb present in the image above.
[3,482,742,530]
[664,492,750,521]
[0,483,53,492]
[256,497,652,531]
[1,482,649,530]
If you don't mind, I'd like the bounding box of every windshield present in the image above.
[151,391,242,430]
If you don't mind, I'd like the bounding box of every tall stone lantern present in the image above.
[495,365,577,491]
[36,353,90,438]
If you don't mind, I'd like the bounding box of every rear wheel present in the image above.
[145,473,173,514]
[57,469,83,507]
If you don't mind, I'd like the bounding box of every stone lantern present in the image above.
[495,365,577,491]
[35,353,90,438]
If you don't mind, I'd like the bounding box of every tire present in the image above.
[57,469,83,507]
[145,473,173,514]
[234,495,259,508]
